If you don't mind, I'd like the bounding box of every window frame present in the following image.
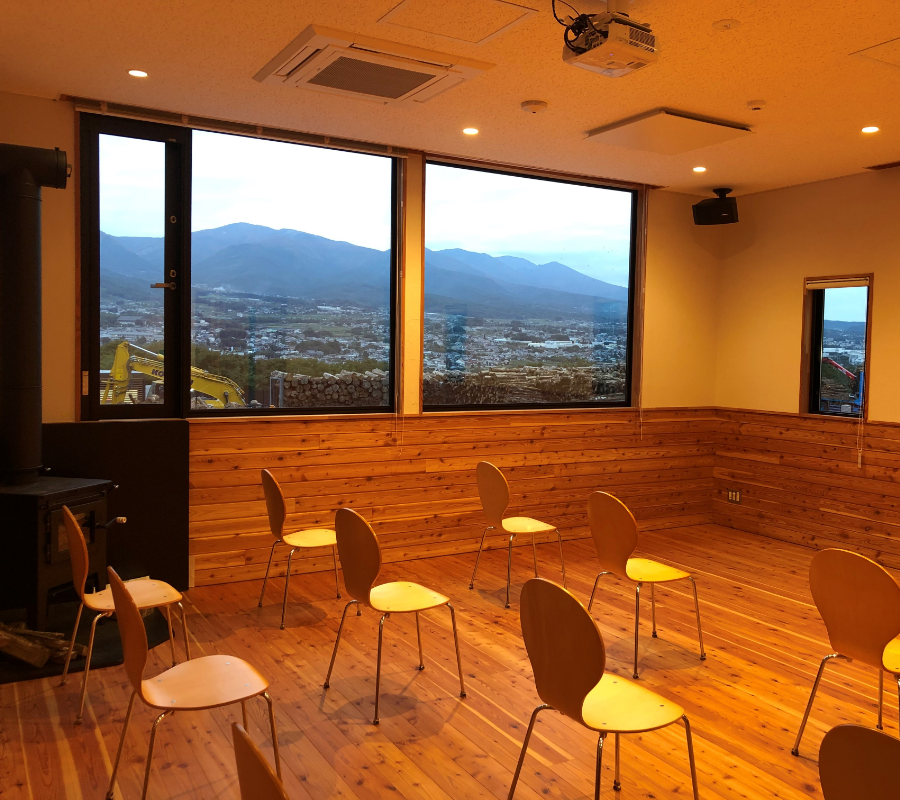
[79,114,402,419]
[799,273,873,420]
[420,157,641,412]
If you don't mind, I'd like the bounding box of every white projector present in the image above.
[562,18,658,78]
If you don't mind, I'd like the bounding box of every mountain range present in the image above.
[101,222,629,320]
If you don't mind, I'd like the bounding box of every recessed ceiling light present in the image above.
[862,126,880,133]
[128,69,148,78]
[463,127,479,135]
[693,166,707,173]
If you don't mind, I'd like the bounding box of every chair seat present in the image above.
[626,557,689,584]
[84,579,182,613]
[883,637,900,674]
[581,673,684,734]
[502,517,556,534]
[369,581,449,613]
[283,528,337,549]
[142,654,269,710]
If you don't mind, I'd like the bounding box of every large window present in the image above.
[81,115,398,418]
[805,278,871,417]
[423,162,636,409]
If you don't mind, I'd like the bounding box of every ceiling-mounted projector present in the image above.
[693,189,739,226]
[558,0,657,78]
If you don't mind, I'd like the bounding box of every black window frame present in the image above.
[803,277,872,419]
[80,115,401,419]
[421,158,639,412]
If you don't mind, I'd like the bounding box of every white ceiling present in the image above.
[2,0,898,194]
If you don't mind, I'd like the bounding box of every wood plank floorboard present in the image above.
[2,523,896,799]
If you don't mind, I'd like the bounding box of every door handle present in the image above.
[150,282,177,290]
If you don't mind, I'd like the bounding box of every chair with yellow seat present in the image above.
[819,724,900,799]
[58,505,189,725]
[258,469,341,629]
[469,461,567,609]
[105,566,281,800]
[792,548,900,756]
[586,491,706,679]
[508,577,700,799]
[324,507,466,724]
[233,722,291,800]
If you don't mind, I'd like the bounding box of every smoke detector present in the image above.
[521,100,548,113]
[254,25,494,105]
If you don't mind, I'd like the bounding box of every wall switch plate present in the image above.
[727,490,742,504]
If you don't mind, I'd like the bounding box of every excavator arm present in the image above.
[101,342,247,408]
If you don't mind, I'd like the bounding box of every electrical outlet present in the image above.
[727,490,742,504]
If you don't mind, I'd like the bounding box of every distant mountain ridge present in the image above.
[102,222,628,319]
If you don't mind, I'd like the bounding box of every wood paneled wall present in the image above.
[190,406,900,586]
[189,408,716,586]
[713,408,900,569]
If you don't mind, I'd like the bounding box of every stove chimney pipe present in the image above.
[0,144,69,485]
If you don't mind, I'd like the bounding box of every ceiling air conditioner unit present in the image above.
[254,25,494,105]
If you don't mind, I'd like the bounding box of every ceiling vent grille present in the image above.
[254,25,494,106]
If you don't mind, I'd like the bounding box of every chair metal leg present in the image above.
[650,584,657,638]
[613,732,621,791]
[373,612,389,724]
[324,600,358,688]
[178,601,191,660]
[258,541,278,607]
[507,704,551,800]
[415,611,425,670]
[878,670,884,730]
[448,602,467,697]
[61,601,84,686]
[506,534,515,609]
[141,709,173,800]
[556,530,567,588]
[106,690,136,799]
[242,700,249,729]
[165,604,177,666]
[280,548,295,630]
[688,576,706,660]
[594,732,606,800]
[469,526,492,589]
[532,534,539,577]
[633,583,642,679]
[77,611,106,724]
[682,715,700,800]
[792,653,846,756]
[588,572,611,612]
[332,545,342,599]
[263,691,282,780]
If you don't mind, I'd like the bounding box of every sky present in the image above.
[824,286,868,323]
[99,131,634,288]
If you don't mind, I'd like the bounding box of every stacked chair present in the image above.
[469,461,567,608]
[258,469,342,629]
[59,505,189,724]
[586,491,706,678]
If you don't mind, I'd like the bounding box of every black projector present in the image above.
[693,188,738,225]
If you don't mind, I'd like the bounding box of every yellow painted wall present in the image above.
[0,91,78,422]
[713,169,900,421]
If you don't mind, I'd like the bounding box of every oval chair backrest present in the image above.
[261,470,287,542]
[107,566,149,695]
[232,722,291,800]
[334,508,381,606]
[809,549,900,668]
[520,577,606,725]
[819,724,900,800]
[63,506,90,602]
[587,491,638,579]
[476,461,509,529]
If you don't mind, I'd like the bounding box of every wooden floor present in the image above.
[2,524,897,800]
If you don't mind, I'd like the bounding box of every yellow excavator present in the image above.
[101,341,247,408]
